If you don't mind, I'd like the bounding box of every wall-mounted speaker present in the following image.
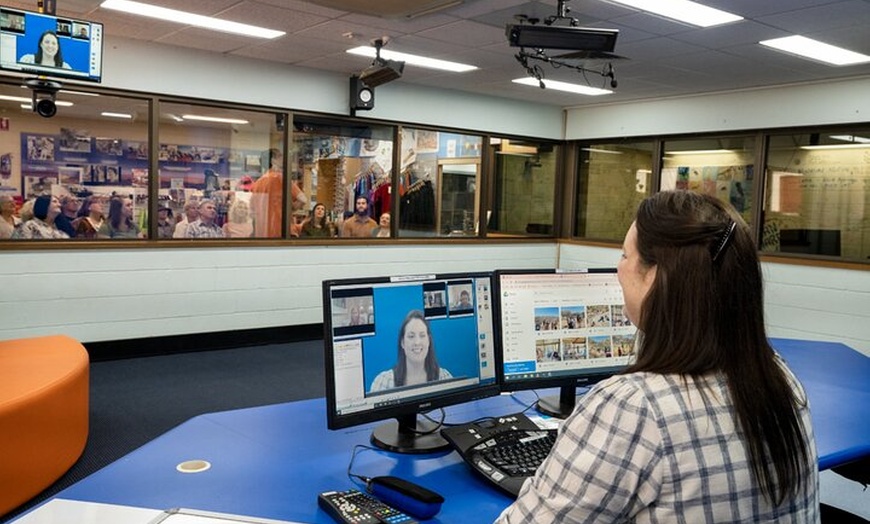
[349,75,374,112]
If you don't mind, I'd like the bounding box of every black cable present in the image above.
[514,49,616,90]
[346,444,378,489]
[412,409,446,435]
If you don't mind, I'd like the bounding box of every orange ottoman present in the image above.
[0,335,89,516]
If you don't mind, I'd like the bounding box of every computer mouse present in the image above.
[367,475,444,519]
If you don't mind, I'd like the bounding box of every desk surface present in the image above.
[29,338,870,524]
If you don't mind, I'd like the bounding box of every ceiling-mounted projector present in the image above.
[506,24,618,52]
[359,58,405,88]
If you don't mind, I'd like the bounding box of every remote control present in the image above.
[318,489,418,524]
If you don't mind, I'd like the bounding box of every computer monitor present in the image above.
[323,272,499,454]
[0,6,104,82]
[494,268,637,418]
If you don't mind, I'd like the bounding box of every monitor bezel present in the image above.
[322,271,501,433]
[493,268,631,395]
[0,5,105,83]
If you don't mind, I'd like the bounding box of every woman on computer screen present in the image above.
[495,190,818,523]
[19,30,72,69]
[370,310,452,392]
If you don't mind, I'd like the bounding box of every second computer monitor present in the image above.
[494,268,637,418]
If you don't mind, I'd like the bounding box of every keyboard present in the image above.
[440,412,557,497]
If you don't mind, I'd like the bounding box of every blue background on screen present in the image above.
[362,284,481,392]
[17,13,91,74]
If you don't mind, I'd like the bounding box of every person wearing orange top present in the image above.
[250,148,306,238]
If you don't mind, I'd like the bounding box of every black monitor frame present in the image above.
[493,268,636,418]
[0,5,104,83]
[323,272,500,454]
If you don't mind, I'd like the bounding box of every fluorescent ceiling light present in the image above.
[100,0,285,39]
[606,0,742,27]
[512,77,612,96]
[4,94,73,107]
[829,134,870,144]
[20,102,74,109]
[182,114,249,125]
[800,144,870,150]
[1,95,35,103]
[347,46,477,73]
[581,147,624,155]
[102,112,133,119]
[759,36,870,66]
[64,90,100,97]
[665,149,734,155]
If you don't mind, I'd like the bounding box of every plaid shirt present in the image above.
[185,220,225,239]
[496,359,819,524]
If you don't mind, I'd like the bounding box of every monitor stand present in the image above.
[371,414,451,454]
[536,385,580,419]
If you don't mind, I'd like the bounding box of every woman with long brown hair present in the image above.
[497,190,818,523]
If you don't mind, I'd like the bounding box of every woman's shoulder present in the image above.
[438,367,453,379]
[19,54,35,63]
[371,369,395,391]
[588,372,692,407]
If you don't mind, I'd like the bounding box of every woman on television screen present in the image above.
[19,30,71,69]
[370,310,452,391]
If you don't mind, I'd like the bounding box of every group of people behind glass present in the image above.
[297,196,389,238]
[1,193,144,239]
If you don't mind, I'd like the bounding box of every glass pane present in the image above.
[661,136,755,226]
[399,128,482,238]
[762,130,870,261]
[489,138,559,236]
[0,82,149,241]
[292,117,394,239]
[160,102,281,239]
[575,141,654,241]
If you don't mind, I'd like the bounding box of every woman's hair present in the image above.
[77,196,100,218]
[108,197,132,229]
[18,198,35,222]
[228,199,250,223]
[393,310,442,386]
[309,203,326,228]
[33,195,51,220]
[627,190,810,505]
[36,31,65,67]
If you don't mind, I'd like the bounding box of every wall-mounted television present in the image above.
[0,6,104,82]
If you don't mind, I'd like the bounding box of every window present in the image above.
[575,141,654,241]
[158,102,282,239]
[399,128,482,238]
[0,82,149,241]
[762,130,870,261]
[662,135,756,226]
[292,117,394,239]
[489,138,559,236]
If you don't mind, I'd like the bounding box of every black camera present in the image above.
[24,78,62,118]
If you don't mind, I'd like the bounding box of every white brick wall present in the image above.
[0,244,557,343]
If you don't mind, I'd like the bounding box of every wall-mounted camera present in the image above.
[24,78,63,118]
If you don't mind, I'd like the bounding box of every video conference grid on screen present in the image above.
[0,6,103,82]
[498,271,637,383]
[329,275,496,417]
